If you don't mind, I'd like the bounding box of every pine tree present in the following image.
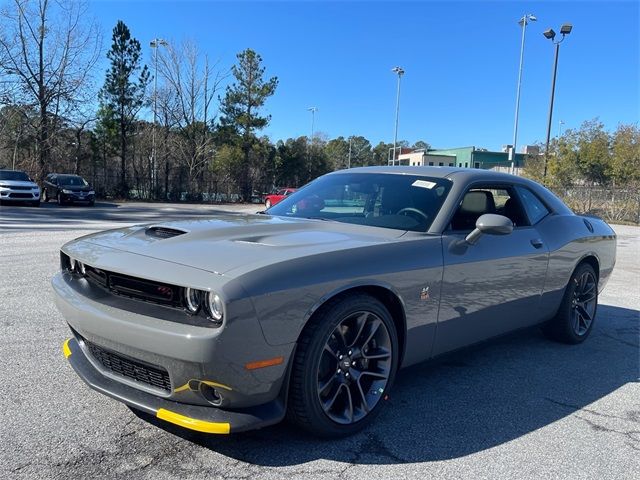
[98,20,149,197]
[220,49,278,200]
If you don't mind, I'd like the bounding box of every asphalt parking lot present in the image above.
[1,202,638,480]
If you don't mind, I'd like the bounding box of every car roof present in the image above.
[334,166,463,178]
[332,165,531,182]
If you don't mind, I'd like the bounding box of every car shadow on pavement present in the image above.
[136,304,639,465]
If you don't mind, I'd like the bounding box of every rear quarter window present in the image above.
[517,186,550,224]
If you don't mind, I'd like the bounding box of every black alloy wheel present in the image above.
[543,263,598,344]
[288,293,399,437]
[570,269,597,336]
[317,310,393,424]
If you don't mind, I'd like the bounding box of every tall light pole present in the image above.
[307,107,317,174]
[558,120,565,137]
[391,66,405,166]
[150,38,168,197]
[542,24,572,181]
[307,106,318,143]
[511,13,537,173]
[348,136,352,169]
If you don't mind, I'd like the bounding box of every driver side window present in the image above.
[450,186,529,231]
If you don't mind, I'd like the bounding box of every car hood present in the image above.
[74,213,404,277]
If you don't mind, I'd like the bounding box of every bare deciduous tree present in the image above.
[0,0,100,178]
[158,41,225,184]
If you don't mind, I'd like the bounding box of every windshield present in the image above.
[0,171,30,181]
[59,176,88,186]
[267,172,452,232]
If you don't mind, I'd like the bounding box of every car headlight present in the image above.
[206,292,224,322]
[184,287,203,313]
[62,189,73,194]
[88,190,95,195]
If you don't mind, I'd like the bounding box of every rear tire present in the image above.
[287,293,399,437]
[543,263,598,344]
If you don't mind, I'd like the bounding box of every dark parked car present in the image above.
[54,167,616,437]
[43,174,95,206]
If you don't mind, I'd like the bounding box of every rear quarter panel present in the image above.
[536,213,616,320]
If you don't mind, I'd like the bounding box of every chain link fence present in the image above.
[554,185,640,225]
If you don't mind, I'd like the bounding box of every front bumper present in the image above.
[52,265,295,433]
[63,338,286,433]
[0,187,40,202]
[60,192,94,202]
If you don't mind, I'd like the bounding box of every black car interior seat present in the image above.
[451,190,496,231]
[502,197,526,227]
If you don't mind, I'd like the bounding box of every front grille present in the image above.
[109,274,178,304]
[83,264,182,308]
[9,186,33,191]
[85,340,172,392]
[84,265,108,289]
[8,192,33,198]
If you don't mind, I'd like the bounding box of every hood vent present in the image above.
[145,226,188,239]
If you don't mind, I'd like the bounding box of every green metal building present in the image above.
[424,146,527,169]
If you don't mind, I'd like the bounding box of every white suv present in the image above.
[0,170,41,207]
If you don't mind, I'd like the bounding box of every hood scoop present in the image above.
[145,225,189,239]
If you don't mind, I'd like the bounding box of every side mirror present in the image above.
[465,214,514,245]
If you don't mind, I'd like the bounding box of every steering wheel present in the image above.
[396,207,429,223]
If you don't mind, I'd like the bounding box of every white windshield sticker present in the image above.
[412,180,437,189]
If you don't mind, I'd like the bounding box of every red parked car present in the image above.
[264,188,296,208]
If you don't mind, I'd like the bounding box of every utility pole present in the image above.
[307,106,317,143]
[307,107,317,175]
[542,24,572,182]
[150,38,168,198]
[511,13,537,173]
[391,66,405,166]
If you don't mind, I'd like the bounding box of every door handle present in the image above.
[530,239,544,249]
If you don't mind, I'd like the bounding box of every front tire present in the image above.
[57,193,65,206]
[42,189,49,202]
[288,293,399,437]
[543,263,598,344]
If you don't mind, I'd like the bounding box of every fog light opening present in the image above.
[200,382,223,406]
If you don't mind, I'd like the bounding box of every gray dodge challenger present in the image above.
[53,166,616,437]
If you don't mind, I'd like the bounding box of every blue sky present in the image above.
[89,1,639,151]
